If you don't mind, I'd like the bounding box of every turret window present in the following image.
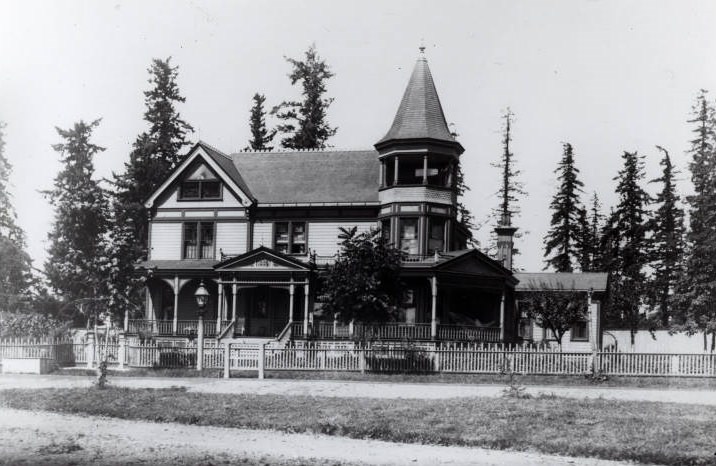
[399,218,419,255]
[428,217,446,253]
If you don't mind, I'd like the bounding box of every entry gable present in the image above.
[214,246,310,272]
[435,249,516,282]
[144,141,254,209]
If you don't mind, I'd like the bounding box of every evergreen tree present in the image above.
[576,206,592,272]
[245,93,276,151]
[588,193,605,270]
[109,58,194,318]
[647,146,685,327]
[0,122,33,312]
[272,45,337,149]
[674,90,716,350]
[449,124,480,247]
[543,143,584,272]
[607,151,651,342]
[44,120,110,317]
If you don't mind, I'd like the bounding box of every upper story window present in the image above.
[275,222,306,255]
[399,218,419,255]
[380,219,392,244]
[179,180,221,200]
[183,222,214,259]
[428,217,446,254]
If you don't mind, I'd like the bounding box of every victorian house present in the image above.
[131,51,604,350]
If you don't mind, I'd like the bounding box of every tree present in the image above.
[673,90,716,350]
[272,45,337,149]
[245,93,276,151]
[44,120,110,320]
[321,227,403,324]
[519,287,588,349]
[449,124,480,247]
[588,193,605,270]
[647,146,685,327]
[576,206,592,272]
[0,122,33,312]
[543,143,584,272]
[606,151,651,343]
[109,58,194,319]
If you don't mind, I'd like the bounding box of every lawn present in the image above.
[1,387,714,465]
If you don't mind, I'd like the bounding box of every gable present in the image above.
[214,247,309,272]
[145,143,254,209]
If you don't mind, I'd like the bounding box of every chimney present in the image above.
[494,213,518,270]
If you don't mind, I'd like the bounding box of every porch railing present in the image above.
[127,319,231,337]
[355,323,432,340]
[287,321,499,342]
[437,325,501,342]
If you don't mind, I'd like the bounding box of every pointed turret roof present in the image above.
[377,51,458,147]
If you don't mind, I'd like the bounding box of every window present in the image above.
[183,222,214,259]
[571,320,589,341]
[179,180,221,200]
[380,219,392,244]
[399,218,419,254]
[274,222,306,255]
[428,217,446,253]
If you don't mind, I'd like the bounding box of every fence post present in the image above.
[359,347,366,374]
[124,310,129,333]
[258,343,265,379]
[86,331,96,368]
[223,343,231,379]
[434,347,441,372]
[118,333,126,370]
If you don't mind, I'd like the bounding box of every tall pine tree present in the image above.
[606,151,651,343]
[109,58,194,318]
[588,193,605,270]
[0,122,33,312]
[44,120,110,317]
[245,93,276,151]
[674,90,716,350]
[543,143,584,272]
[647,146,685,327]
[272,45,337,149]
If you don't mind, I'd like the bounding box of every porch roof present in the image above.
[136,259,217,271]
[514,272,608,292]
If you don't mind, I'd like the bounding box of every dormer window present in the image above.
[179,180,221,200]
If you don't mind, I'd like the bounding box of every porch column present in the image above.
[393,156,399,185]
[422,155,428,184]
[499,291,505,342]
[231,283,238,321]
[288,281,295,322]
[172,275,179,335]
[303,283,310,335]
[216,283,223,329]
[430,276,438,339]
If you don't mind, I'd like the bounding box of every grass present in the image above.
[53,366,716,389]
[1,387,715,465]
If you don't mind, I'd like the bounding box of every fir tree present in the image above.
[272,45,337,149]
[245,93,276,151]
[0,122,33,312]
[647,146,685,327]
[44,120,110,317]
[576,206,592,272]
[543,143,584,272]
[109,58,194,319]
[588,193,605,270]
[607,151,651,342]
[674,90,716,350]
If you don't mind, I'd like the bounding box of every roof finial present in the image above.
[419,39,426,55]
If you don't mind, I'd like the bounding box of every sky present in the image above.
[1,0,715,273]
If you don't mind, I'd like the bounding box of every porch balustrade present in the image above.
[285,321,499,342]
[126,319,231,337]
[437,325,501,342]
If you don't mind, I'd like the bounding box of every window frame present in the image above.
[273,221,308,256]
[398,217,420,255]
[570,320,589,341]
[182,221,215,259]
[427,217,446,254]
[178,180,223,201]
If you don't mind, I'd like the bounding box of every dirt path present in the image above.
[1,374,715,405]
[0,408,651,466]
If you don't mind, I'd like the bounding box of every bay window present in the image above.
[428,217,446,253]
[399,218,419,254]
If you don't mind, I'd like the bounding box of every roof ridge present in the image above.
[198,140,232,161]
[232,148,375,155]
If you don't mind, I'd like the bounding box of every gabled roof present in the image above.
[377,54,458,146]
[229,150,380,204]
[514,272,609,292]
[214,246,310,271]
[200,142,254,202]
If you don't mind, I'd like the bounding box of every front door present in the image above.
[246,287,290,337]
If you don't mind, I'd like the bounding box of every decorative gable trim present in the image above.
[214,246,310,272]
[144,143,253,209]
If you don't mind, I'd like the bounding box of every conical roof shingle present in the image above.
[377,55,456,145]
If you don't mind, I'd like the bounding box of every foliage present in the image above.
[647,146,685,327]
[272,45,337,149]
[43,120,110,319]
[543,143,584,272]
[0,310,68,338]
[449,123,480,248]
[603,151,651,340]
[587,193,605,271]
[245,93,276,151]
[109,58,194,319]
[518,287,588,347]
[321,227,403,324]
[673,91,716,350]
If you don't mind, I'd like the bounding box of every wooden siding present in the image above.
[216,222,248,256]
[308,221,374,256]
[149,222,182,260]
[252,222,273,249]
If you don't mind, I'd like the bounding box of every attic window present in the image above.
[179,180,221,200]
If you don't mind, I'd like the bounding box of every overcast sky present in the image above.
[1,0,715,273]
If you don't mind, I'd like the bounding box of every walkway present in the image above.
[0,374,714,405]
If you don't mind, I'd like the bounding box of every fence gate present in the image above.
[228,343,261,371]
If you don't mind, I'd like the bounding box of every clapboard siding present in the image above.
[252,222,274,249]
[308,222,374,256]
[216,222,248,256]
[150,222,182,260]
